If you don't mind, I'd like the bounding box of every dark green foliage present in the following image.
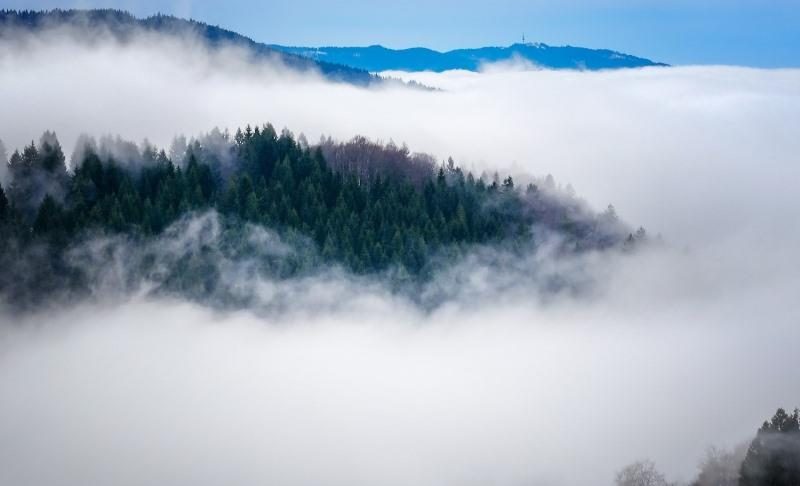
[0,125,630,309]
[33,195,64,236]
[6,131,69,220]
[0,183,8,222]
[740,408,800,486]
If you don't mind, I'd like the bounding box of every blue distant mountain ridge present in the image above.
[270,43,667,72]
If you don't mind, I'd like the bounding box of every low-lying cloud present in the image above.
[0,25,799,486]
[1,249,797,485]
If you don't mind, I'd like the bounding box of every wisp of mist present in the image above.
[1,27,799,486]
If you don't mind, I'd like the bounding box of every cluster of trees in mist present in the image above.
[614,408,800,486]
[0,125,638,309]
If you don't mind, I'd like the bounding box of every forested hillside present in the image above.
[0,126,640,310]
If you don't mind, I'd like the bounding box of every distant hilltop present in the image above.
[270,43,668,72]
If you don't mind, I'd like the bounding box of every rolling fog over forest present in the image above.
[1,11,799,486]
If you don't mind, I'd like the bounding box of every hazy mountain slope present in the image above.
[271,43,667,72]
[0,9,380,86]
[0,126,639,312]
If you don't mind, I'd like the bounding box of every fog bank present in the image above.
[1,28,799,486]
[1,247,797,486]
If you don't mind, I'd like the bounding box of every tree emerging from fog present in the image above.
[739,408,800,486]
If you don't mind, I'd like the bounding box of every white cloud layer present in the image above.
[0,29,799,486]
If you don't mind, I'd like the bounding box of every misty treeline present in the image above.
[614,408,800,486]
[0,125,639,310]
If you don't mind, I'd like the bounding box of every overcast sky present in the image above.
[2,0,799,67]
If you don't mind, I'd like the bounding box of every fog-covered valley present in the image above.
[0,15,799,486]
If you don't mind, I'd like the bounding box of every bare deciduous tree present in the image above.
[616,460,668,486]
[692,444,748,486]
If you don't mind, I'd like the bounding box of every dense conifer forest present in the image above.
[0,125,637,309]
